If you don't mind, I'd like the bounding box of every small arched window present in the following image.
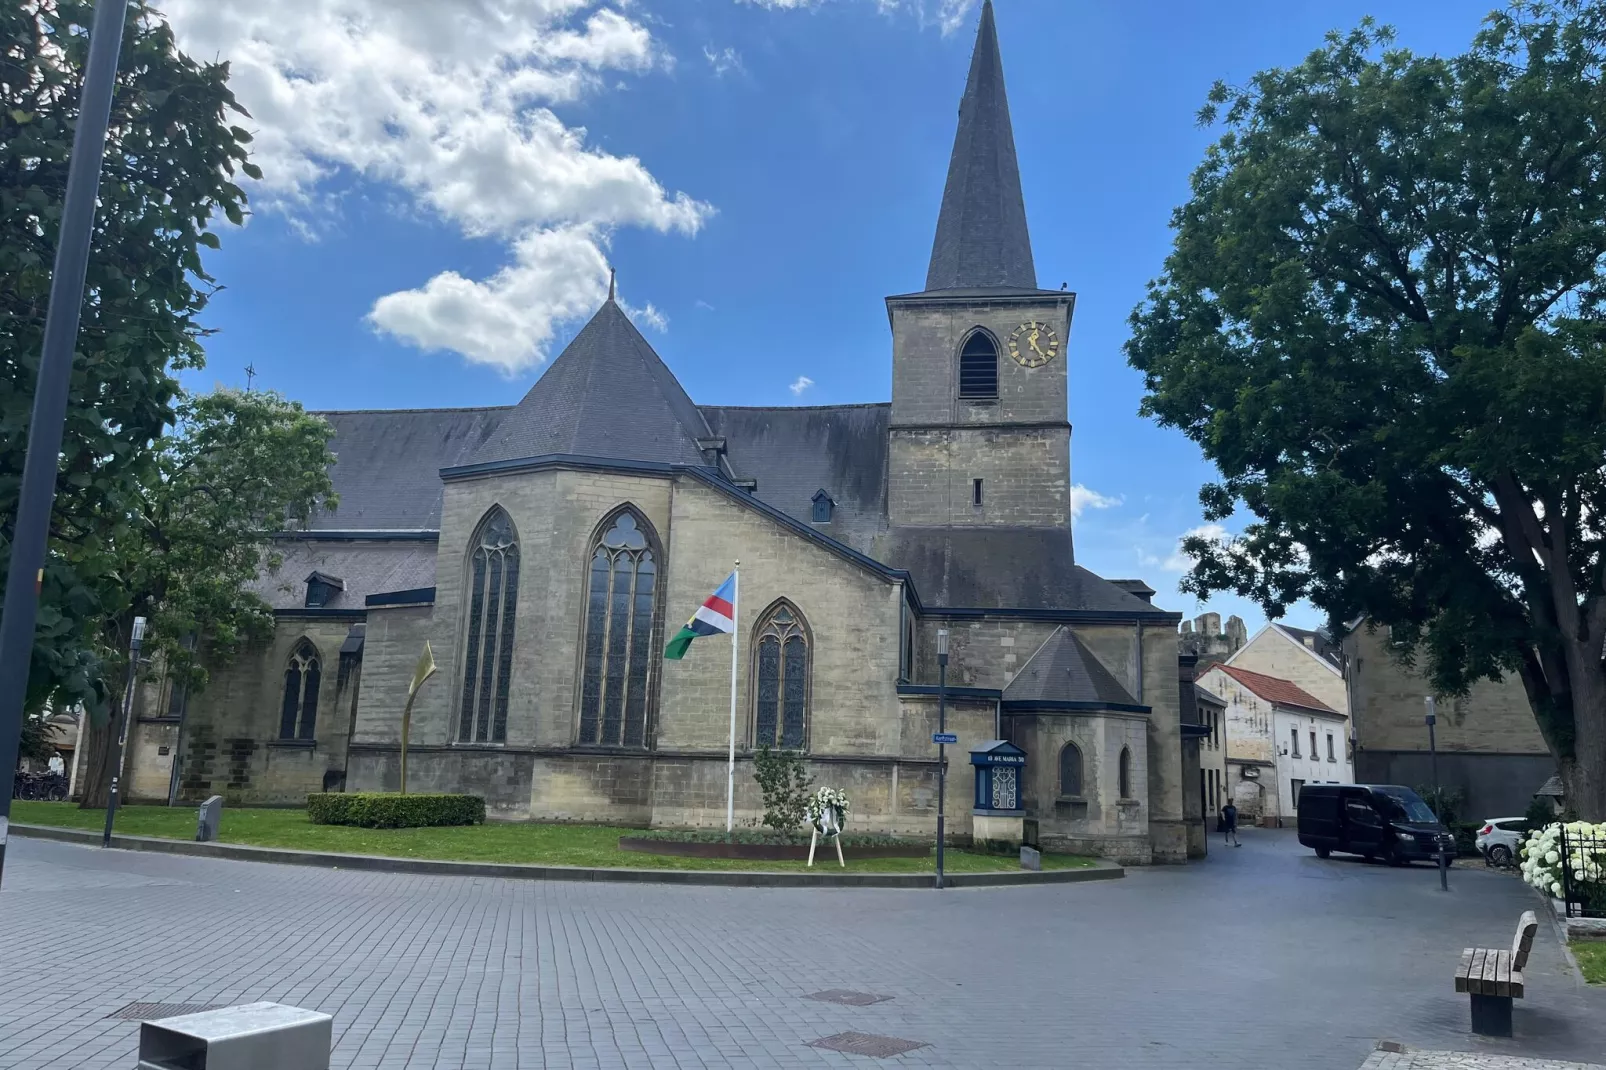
[1118,745,1133,799]
[279,640,321,740]
[958,330,998,399]
[1059,741,1083,797]
[753,601,810,750]
[459,506,520,744]
[578,508,661,748]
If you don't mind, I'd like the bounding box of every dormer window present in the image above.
[305,571,345,608]
[811,489,834,523]
[958,330,999,400]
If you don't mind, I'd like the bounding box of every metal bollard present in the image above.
[138,1002,331,1069]
[1438,849,1450,891]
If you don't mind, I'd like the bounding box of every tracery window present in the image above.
[458,507,519,743]
[578,509,660,747]
[753,601,810,750]
[279,640,321,740]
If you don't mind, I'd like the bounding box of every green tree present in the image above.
[1126,2,1606,819]
[76,388,336,806]
[2,3,256,748]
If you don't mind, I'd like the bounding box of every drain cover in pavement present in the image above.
[806,990,893,1006]
[106,1002,221,1021]
[809,1032,928,1058]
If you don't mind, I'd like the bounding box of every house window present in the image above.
[279,640,321,740]
[972,478,983,506]
[958,330,998,399]
[811,489,834,523]
[1118,745,1132,799]
[1290,726,1300,758]
[578,508,661,748]
[1290,778,1306,810]
[1059,741,1084,797]
[753,601,809,750]
[1326,733,1336,762]
[1311,730,1318,760]
[458,507,520,744]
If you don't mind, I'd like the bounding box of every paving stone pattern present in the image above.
[1362,1050,1605,1069]
[1,830,1604,1068]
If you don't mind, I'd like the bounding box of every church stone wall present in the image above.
[1012,711,1151,864]
[913,617,1060,690]
[180,616,358,805]
[887,427,1070,528]
[888,299,1071,428]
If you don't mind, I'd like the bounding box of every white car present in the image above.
[1474,817,1531,867]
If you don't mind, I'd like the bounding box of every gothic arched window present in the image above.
[1119,745,1133,799]
[458,507,520,744]
[1059,741,1084,797]
[753,601,810,750]
[578,509,661,747]
[958,329,998,399]
[279,640,321,740]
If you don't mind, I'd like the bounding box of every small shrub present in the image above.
[751,745,812,835]
[1526,795,1559,828]
[307,792,485,829]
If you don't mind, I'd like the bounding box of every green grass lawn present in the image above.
[1575,940,1606,985]
[10,802,1097,875]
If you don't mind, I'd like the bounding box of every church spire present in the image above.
[924,0,1036,291]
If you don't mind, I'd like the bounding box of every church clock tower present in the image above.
[886,0,1073,535]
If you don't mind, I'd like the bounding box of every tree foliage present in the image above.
[1,0,257,723]
[1126,1,1606,818]
[76,388,336,804]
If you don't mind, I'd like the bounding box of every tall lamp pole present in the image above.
[102,617,146,848]
[0,0,130,888]
[935,628,949,891]
[1426,695,1448,891]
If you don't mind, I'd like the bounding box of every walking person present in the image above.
[1221,801,1240,846]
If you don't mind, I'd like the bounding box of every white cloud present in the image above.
[1070,484,1120,522]
[703,45,744,77]
[789,375,815,396]
[1162,523,1231,573]
[621,300,669,333]
[162,1,711,372]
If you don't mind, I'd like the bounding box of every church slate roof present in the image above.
[700,403,889,544]
[310,407,507,530]
[466,299,714,469]
[924,0,1036,292]
[1003,626,1141,708]
[252,539,439,611]
[867,526,1163,614]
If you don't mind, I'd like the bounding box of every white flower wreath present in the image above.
[807,786,851,838]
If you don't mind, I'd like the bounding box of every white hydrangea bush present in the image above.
[1520,820,1606,899]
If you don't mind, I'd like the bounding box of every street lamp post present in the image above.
[1426,695,1448,891]
[0,0,130,889]
[102,618,146,848]
[936,628,948,891]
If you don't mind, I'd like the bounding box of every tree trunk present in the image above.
[76,716,114,809]
[1559,650,1606,822]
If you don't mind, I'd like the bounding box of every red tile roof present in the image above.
[1214,664,1338,714]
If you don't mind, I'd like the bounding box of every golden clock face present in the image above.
[1008,321,1060,368]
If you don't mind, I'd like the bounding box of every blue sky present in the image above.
[168,0,1492,635]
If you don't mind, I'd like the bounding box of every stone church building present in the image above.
[139,3,1190,863]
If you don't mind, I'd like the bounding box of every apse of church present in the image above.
[143,1,1188,864]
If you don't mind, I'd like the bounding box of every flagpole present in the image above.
[726,561,740,835]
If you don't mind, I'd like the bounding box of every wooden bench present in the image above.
[1453,910,1538,1037]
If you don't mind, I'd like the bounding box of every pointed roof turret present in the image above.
[924,0,1036,292]
[466,297,714,468]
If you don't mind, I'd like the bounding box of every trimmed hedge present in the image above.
[307,792,485,829]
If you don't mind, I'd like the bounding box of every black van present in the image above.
[1297,784,1457,865]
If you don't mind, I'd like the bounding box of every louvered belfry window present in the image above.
[958,330,999,399]
[578,509,660,748]
[458,507,519,743]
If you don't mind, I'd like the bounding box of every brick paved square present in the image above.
[1,829,1603,1068]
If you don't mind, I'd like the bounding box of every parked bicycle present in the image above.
[12,771,69,801]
